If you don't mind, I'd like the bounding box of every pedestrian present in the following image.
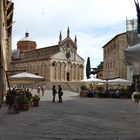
[25,89,32,102]
[52,85,57,102]
[41,85,45,96]
[37,85,40,96]
[115,89,120,98]
[58,85,63,103]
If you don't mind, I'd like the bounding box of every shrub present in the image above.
[23,96,29,104]
[32,95,40,101]
[80,85,87,91]
[134,94,140,99]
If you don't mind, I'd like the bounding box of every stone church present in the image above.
[10,28,84,82]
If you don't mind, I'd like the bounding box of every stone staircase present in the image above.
[40,81,82,92]
[14,81,82,93]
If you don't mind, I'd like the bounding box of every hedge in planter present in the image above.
[32,95,40,107]
[80,85,87,97]
[133,94,140,103]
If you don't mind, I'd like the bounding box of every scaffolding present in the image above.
[126,18,137,31]
[126,18,140,46]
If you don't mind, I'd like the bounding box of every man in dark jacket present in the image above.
[58,85,63,103]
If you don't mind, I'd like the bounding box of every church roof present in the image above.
[19,32,35,42]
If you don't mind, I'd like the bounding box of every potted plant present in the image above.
[80,84,87,97]
[133,94,140,103]
[32,95,40,107]
[22,96,30,111]
[17,94,24,111]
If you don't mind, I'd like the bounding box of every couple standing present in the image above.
[52,85,63,103]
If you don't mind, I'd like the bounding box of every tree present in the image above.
[91,61,103,77]
[86,57,91,79]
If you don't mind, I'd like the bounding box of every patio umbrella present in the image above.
[107,78,132,86]
[81,77,106,84]
[9,72,45,83]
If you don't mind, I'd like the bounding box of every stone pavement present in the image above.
[0,90,140,140]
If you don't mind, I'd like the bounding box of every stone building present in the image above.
[10,28,84,83]
[0,0,14,105]
[103,32,128,80]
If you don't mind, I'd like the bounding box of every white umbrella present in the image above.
[81,77,106,83]
[9,72,45,82]
[107,78,132,86]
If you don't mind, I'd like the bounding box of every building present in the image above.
[103,33,128,80]
[10,28,84,83]
[0,0,14,105]
[103,31,140,80]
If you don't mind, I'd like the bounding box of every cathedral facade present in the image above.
[10,28,84,82]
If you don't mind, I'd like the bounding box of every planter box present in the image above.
[18,104,23,111]
[134,98,139,103]
[23,104,29,111]
[80,91,87,97]
[33,101,39,107]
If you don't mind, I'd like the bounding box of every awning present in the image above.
[124,43,140,75]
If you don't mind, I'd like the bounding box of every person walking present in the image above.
[41,85,45,96]
[37,85,40,96]
[52,85,57,102]
[58,85,63,103]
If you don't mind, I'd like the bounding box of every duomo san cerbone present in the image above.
[10,28,85,82]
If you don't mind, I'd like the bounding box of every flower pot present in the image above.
[18,104,24,111]
[134,98,139,103]
[80,91,87,97]
[33,100,39,107]
[23,104,29,111]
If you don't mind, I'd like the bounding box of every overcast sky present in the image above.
[12,0,137,68]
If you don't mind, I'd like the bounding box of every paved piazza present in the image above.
[0,90,140,140]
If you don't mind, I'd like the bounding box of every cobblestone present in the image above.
[0,90,140,140]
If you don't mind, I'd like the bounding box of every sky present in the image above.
[12,0,137,68]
